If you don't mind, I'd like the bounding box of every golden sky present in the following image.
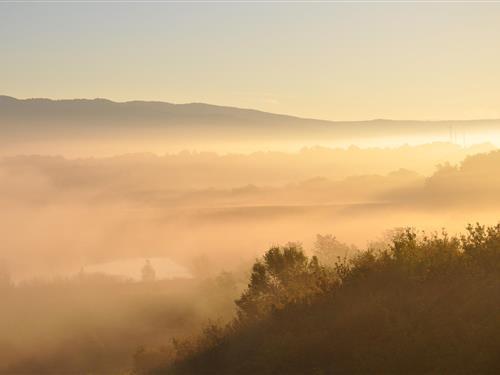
[1,3,500,121]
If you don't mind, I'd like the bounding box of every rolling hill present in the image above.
[1,95,500,154]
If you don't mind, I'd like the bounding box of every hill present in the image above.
[134,225,500,374]
[2,96,500,153]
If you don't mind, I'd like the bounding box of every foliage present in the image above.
[136,224,500,374]
[235,243,336,320]
[312,234,357,267]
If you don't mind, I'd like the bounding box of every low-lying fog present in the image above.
[1,142,498,282]
[0,141,498,373]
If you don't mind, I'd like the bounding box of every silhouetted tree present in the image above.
[141,259,156,282]
[236,243,334,320]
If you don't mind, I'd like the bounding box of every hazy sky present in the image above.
[1,2,500,121]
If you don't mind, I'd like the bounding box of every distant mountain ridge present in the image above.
[1,95,500,152]
[2,95,500,125]
[0,95,331,126]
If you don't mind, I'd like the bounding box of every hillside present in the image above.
[134,225,500,374]
[2,96,500,150]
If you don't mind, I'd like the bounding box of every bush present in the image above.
[136,224,500,374]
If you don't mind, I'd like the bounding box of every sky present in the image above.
[1,2,500,121]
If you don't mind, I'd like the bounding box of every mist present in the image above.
[2,1,500,371]
[1,130,499,374]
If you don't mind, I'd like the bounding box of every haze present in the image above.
[0,2,499,374]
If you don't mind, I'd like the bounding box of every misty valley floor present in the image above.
[0,145,499,374]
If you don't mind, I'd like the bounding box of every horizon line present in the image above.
[2,94,500,123]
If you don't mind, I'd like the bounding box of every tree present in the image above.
[236,243,334,320]
[141,259,156,282]
[313,234,356,267]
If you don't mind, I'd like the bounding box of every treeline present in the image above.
[134,224,500,374]
[1,143,491,193]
